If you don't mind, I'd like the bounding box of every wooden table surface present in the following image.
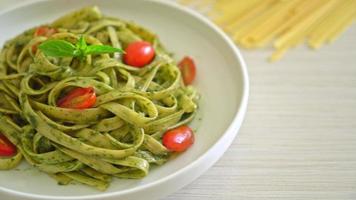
[165,12,356,200]
[1,1,356,200]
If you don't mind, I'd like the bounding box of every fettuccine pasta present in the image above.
[0,6,199,190]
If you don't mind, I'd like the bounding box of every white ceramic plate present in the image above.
[0,0,249,199]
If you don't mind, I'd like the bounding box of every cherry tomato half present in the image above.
[31,43,40,54]
[34,26,58,37]
[32,26,57,54]
[123,41,155,68]
[0,134,16,157]
[178,56,196,85]
[57,87,96,109]
[162,125,195,152]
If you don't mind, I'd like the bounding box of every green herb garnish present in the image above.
[38,36,124,59]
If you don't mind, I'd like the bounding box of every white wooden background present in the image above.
[1,1,356,200]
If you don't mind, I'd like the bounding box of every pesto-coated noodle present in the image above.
[0,6,199,190]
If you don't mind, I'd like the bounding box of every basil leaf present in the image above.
[39,40,76,57]
[38,36,124,60]
[85,45,124,55]
[77,36,87,51]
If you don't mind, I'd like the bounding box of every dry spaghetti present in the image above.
[180,0,356,61]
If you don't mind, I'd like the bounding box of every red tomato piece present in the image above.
[34,26,58,37]
[123,41,155,68]
[0,134,16,157]
[57,87,96,109]
[31,43,39,54]
[162,125,195,152]
[32,26,57,54]
[178,56,196,85]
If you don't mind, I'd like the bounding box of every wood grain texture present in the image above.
[0,1,355,199]
[166,25,356,200]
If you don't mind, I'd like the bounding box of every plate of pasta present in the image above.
[0,0,249,200]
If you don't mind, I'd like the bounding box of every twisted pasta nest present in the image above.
[0,6,199,190]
